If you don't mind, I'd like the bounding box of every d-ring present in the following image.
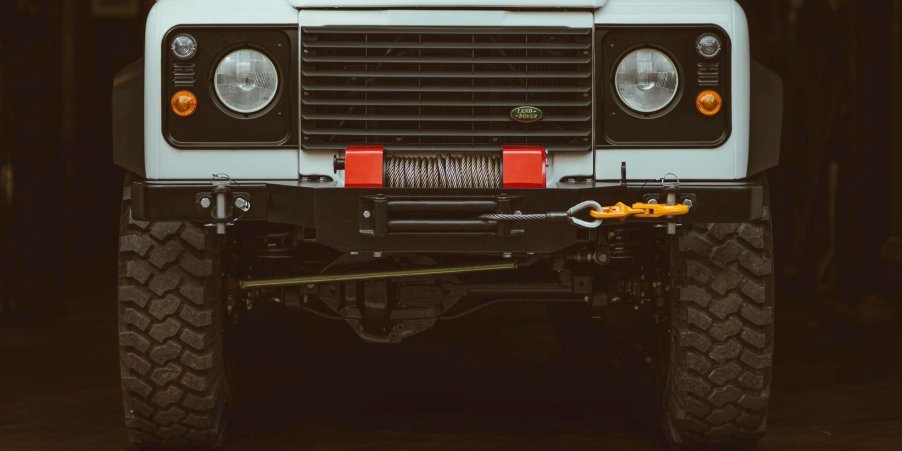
[661,173,680,188]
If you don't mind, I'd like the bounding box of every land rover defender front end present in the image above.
[113,0,780,448]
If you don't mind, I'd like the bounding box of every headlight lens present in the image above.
[614,48,679,114]
[214,49,279,114]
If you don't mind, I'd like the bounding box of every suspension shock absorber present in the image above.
[237,227,304,312]
[243,226,301,277]
[252,230,296,261]
[605,227,660,261]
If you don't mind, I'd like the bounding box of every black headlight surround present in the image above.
[596,25,732,149]
[161,26,298,149]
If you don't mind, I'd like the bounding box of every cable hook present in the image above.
[567,201,604,229]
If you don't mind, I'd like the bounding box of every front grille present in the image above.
[300,27,593,153]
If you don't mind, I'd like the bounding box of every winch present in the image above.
[335,145,548,189]
[383,153,502,189]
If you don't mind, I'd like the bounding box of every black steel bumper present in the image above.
[131,180,765,254]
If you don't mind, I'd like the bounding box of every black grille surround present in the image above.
[299,27,594,153]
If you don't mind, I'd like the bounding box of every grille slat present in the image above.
[302,84,591,93]
[302,98,593,107]
[303,143,591,152]
[303,128,590,137]
[300,27,594,153]
[303,41,591,50]
[301,70,592,79]
[302,55,593,64]
[306,27,592,35]
[301,114,592,122]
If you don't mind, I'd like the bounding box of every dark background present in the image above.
[0,0,900,449]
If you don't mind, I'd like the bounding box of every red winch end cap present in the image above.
[344,145,384,188]
[502,146,547,189]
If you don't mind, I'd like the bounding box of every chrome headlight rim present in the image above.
[213,47,281,116]
[612,46,682,117]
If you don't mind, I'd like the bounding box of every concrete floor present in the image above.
[1,295,900,450]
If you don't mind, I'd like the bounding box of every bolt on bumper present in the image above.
[129,179,765,253]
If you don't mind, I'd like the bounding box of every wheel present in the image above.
[664,207,775,446]
[117,180,229,449]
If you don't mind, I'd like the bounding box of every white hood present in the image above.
[290,0,605,8]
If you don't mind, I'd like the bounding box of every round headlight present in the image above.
[214,49,279,114]
[614,48,680,114]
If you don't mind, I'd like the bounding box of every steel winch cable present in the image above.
[478,212,566,222]
[384,153,502,189]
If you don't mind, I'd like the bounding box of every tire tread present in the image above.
[667,219,775,446]
[117,183,227,449]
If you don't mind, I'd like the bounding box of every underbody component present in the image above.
[239,231,671,344]
[231,221,674,344]
[239,261,518,289]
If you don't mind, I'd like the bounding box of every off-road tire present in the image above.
[665,211,775,446]
[117,182,229,449]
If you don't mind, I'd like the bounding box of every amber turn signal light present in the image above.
[171,90,198,117]
[696,90,723,117]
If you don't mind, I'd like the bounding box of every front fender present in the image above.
[113,58,144,176]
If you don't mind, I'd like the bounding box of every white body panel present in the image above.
[291,0,606,7]
[143,0,750,182]
[594,0,751,181]
[143,0,299,180]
